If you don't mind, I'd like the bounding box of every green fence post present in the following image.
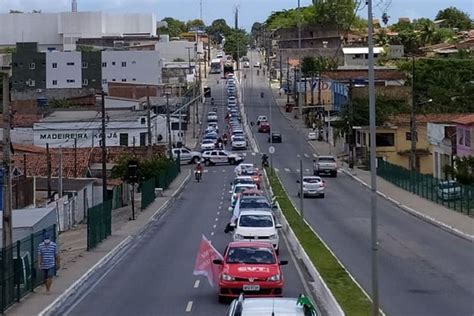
[15,241,20,303]
[30,234,35,293]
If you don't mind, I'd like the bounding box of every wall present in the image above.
[81,51,102,90]
[0,128,34,144]
[107,83,160,99]
[11,43,46,92]
[46,51,82,89]
[155,41,197,62]
[105,97,140,109]
[456,125,473,157]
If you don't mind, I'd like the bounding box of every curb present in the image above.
[341,168,473,241]
[38,236,133,316]
[38,171,192,315]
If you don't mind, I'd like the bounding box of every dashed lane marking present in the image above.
[243,153,247,156]
[222,169,227,172]
[213,224,217,228]
[284,168,291,172]
[274,168,280,172]
[305,169,310,173]
[313,153,318,158]
[211,231,215,236]
[304,153,309,158]
[296,169,300,173]
[218,206,222,210]
[204,169,209,173]
[217,211,220,215]
[185,301,193,312]
[215,218,219,221]
[194,280,200,288]
[251,152,256,156]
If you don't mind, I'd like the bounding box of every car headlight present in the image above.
[267,274,280,281]
[222,273,235,281]
[269,234,278,239]
[234,233,245,240]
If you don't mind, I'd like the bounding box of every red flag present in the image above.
[193,235,223,287]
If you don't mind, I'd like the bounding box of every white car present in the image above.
[202,150,244,165]
[234,163,255,177]
[298,176,325,198]
[308,131,317,140]
[231,130,244,141]
[230,183,257,206]
[437,180,462,200]
[257,115,268,125]
[200,139,216,151]
[231,136,247,150]
[171,147,201,164]
[207,122,219,133]
[228,295,318,316]
[232,210,282,251]
[254,62,261,68]
[207,111,218,122]
[230,176,255,191]
[243,61,250,68]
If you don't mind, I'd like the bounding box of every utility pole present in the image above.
[348,80,355,168]
[165,93,173,158]
[46,143,52,199]
[279,53,283,88]
[410,55,417,171]
[200,0,203,21]
[101,91,108,202]
[287,57,290,104]
[146,86,153,157]
[58,145,63,197]
[297,0,302,117]
[299,157,304,220]
[74,138,78,177]
[186,47,193,74]
[367,0,379,315]
[2,71,12,248]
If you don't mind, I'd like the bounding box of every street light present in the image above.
[410,98,433,171]
[165,88,173,159]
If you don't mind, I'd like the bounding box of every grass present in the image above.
[266,168,374,316]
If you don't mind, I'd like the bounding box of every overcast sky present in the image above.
[2,0,472,31]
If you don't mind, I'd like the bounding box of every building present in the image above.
[427,122,457,179]
[453,114,474,158]
[32,109,174,148]
[155,40,197,63]
[342,47,384,66]
[0,11,157,51]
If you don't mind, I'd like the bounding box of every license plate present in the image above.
[308,190,316,193]
[243,284,260,291]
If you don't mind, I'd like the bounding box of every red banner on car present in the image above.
[193,235,223,287]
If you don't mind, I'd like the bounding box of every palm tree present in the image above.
[418,19,436,46]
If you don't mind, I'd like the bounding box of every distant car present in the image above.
[207,122,219,133]
[268,132,282,143]
[231,136,247,150]
[254,62,261,68]
[230,183,258,207]
[298,176,325,198]
[230,176,256,191]
[243,61,250,68]
[258,122,270,133]
[202,150,244,165]
[200,139,216,151]
[313,156,337,177]
[232,210,282,251]
[257,115,268,125]
[437,180,462,201]
[308,131,317,141]
[213,241,287,302]
[227,295,318,316]
[171,147,201,164]
[207,111,218,122]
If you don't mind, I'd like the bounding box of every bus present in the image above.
[210,58,222,74]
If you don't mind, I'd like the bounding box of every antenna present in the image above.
[72,0,77,12]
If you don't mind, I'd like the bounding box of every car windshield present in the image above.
[304,178,321,184]
[233,137,245,142]
[240,198,271,209]
[318,157,336,163]
[235,185,255,194]
[235,179,254,186]
[239,214,273,227]
[439,182,460,189]
[226,247,275,264]
[202,139,214,144]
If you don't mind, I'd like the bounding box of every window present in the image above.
[132,78,136,81]
[82,79,88,86]
[119,133,128,146]
[121,78,127,82]
[52,62,57,68]
[66,79,75,83]
[112,62,116,65]
[405,132,417,141]
[66,62,75,66]
[376,133,395,147]
[102,79,107,84]
[132,61,136,64]
[139,132,147,146]
[112,78,116,82]
[102,62,107,67]
[52,80,57,86]
[465,130,471,147]
[458,130,464,145]
[141,118,146,125]
[29,62,35,69]
[82,62,88,68]
[28,79,35,87]
[121,62,126,67]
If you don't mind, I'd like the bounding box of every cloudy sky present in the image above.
[1,0,472,30]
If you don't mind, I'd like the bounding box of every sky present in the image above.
[1,0,473,31]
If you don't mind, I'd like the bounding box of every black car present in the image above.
[268,132,282,143]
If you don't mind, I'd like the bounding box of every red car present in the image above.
[241,168,262,189]
[258,122,270,133]
[213,241,288,302]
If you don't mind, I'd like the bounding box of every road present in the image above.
[241,50,474,316]
[59,73,309,316]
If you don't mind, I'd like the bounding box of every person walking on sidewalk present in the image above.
[37,235,60,293]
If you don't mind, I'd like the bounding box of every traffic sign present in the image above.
[268,146,275,154]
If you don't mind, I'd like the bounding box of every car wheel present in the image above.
[332,171,337,177]
[218,295,227,304]
[314,171,319,176]
[320,193,325,198]
[229,158,235,165]
[275,248,280,256]
[191,156,199,164]
[297,192,300,197]
[205,159,211,166]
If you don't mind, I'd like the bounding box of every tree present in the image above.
[250,22,264,47]
[375,29,389,46]
[206,19,231,44]
[159,17,187,38]
[223,29,249,61]
[416,19,436,46]
[311,0,357,30]
[390,29,420,54]
[436,7,472,30]
[186,19,206,31]
[432,28,456,44]
[453,156,474,185]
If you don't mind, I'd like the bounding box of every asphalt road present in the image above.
[62,73,309,316]
[241,50,474,316]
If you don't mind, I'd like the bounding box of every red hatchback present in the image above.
[258,122,270,133]
[213,242,287,302]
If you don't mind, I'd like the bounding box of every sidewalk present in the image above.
[6,170,191,316]
[271,86,473,239]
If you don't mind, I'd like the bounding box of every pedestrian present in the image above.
[37,235,60,294]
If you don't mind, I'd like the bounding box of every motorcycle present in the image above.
[260,92,264,98]
[262,155,269,168]
[195,170,202,182]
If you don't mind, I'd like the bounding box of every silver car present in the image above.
[298,176,325,198]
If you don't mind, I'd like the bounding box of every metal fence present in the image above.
[0,225,56,313]
[87,200,112,250]
[377,159,474,215]
[155,160,180,190]
[141,178,156,210]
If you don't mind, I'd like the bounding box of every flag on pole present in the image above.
[193,235,223,287]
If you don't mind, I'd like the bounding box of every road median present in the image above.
[265,168,375,316]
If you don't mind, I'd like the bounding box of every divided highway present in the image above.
[242,50,474,316]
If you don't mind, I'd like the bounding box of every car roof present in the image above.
[228,241,273,248]
[239,210,273,216]
[303,176,322,180]
[238,298,308,315]
[235,183,257,188]
[235,176,253,180]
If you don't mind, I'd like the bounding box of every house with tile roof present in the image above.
[453,114,474,158]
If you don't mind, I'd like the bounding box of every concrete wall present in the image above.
[155,41,196,62]
[456,125,474,157]
[46,51,82,89]
[0,128,34,144]
[81,51,102,90]
[105,97,140,109]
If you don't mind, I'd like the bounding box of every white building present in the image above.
[343,47,384,66]
[0,12,157,51]
[101,51,163,92]
[46,51,82,89]
[33,110,177,148]
[155,40,197,62]
[427,122,456,179]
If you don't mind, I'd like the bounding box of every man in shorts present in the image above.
[37,235,60,293]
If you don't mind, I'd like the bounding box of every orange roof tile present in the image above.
[452,114,474,125]
[388,114,470,125]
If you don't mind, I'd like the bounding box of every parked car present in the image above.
[297,176,325,198]
[171,147,201,164]
[213,241,287,302]
[313,156,337,177]
[227,294,318,316]
[258,122,270,133]
[268,132,282,143]
[202,150,244,165]
[254,62,261,68]
[230,183,258,207]
[230,176,256,191]
[207,122,219,133]
[436,180,462,201]
[308,131,317,141]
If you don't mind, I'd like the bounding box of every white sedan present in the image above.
[231,136,247,150]
[308,131,317,140]
[200,139,216,151]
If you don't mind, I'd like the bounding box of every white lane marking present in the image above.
[186,301,193,312]
[221,196,224,200]
[284,168,291,172]
[218,206,222,210]
[222,169,226,172]
[304,153,309,158]
[213,224,217,228]
[194,280,200,288]
[274,168,280,172]
[313,153,318,158]
[204,169,209,173]
[243,153,247,156]
[305,169,310,173]
[296,169,300,173]
[211,231,215,236]
[251,152,256,156]
[217,211,221,215]
[296,154,301,158]
[215,218,219,221]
